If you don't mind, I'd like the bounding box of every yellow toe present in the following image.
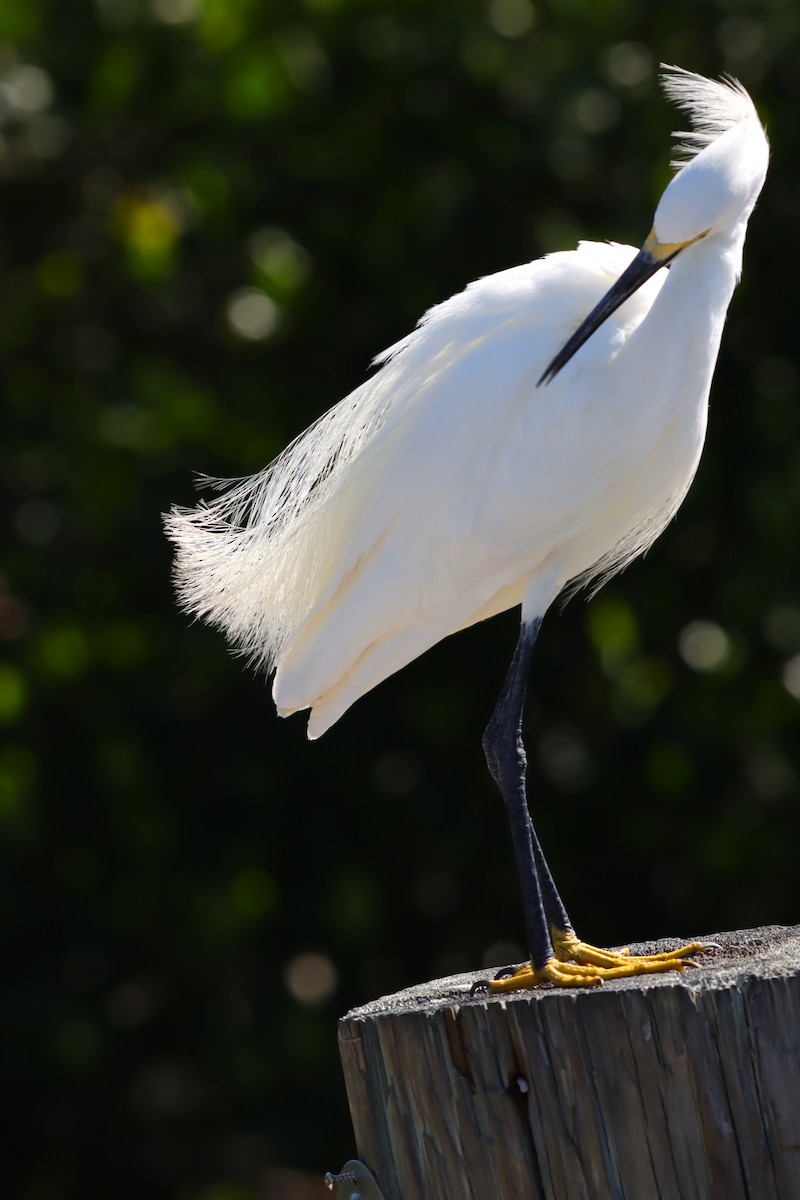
[552,929,709,971]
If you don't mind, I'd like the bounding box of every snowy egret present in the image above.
[166,67,768,989]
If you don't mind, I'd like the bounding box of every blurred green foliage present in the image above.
[2,0,799,1196]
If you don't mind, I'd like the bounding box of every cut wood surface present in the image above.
[338,925,800,1200]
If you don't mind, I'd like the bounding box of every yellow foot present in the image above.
[488,958,604,991]
[488,931,713,993]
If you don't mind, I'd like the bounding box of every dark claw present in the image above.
[469,979,489,995]
[469,963,519,994]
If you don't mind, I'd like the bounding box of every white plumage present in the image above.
[166,66,768,742]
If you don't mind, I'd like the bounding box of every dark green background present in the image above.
[3,1,798,1196]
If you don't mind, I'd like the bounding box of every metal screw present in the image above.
[324,1159,386,1200]
[324,1170,358,1190]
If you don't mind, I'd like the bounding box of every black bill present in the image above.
[537,240,681,388]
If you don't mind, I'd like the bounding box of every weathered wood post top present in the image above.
[338,926,800,1200]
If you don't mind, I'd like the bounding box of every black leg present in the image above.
[482,622,713,990]
[531,827,573,938]
[483,616,570,971]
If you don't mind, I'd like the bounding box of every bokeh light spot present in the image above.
[226,288,280,340]
[284,952,338,1006]
[782,656,800,700]
[0,665,27,723]
[248,227,311,294]
[587,598,638,673]
[488,0,535,39]
[679,621,731,672]
[1,63,53,112]
[37,625,90,678]
[112,192,182,278]
[151,0,199,25]
[606,42,652,88]
[574,88,620,134]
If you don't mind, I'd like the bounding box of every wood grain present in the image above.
[338,926,800,1200]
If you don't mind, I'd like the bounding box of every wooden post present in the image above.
[338,926,800,1200]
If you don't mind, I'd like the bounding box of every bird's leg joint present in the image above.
[482,705,526,789]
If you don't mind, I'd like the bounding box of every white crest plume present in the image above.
[660,63,762,169]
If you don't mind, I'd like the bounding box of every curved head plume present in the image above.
[660,64,764,168]
[654,65,769,246]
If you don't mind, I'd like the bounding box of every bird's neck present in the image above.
[630,230,744,403]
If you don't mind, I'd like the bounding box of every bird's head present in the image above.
[652,67,769,249]
[539,66,768,387]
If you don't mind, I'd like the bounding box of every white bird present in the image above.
[166,67,768,989]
